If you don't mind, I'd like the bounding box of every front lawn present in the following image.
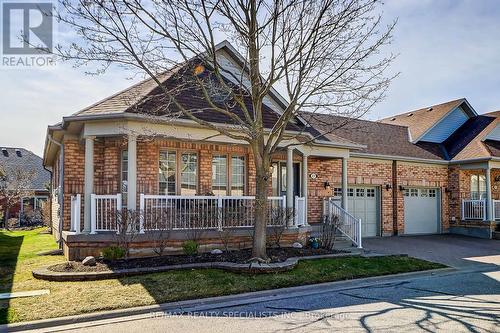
[0,228,445,324]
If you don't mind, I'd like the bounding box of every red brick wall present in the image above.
[55,137,453,236]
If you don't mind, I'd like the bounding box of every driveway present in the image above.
[363,234,500,269]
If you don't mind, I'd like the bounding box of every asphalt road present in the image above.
[24,266,499,333]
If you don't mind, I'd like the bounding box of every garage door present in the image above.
[404,188,440,234]
[334,186,380,237]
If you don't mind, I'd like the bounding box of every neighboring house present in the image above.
[43,43,499,260]
[0,147,50,226]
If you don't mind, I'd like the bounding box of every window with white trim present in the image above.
[356,188,365,197]
[333,187,342,197]
[470,174,486,200]
[429,189,437,197]
[366,188,375,197]
[159,151,177,195]
[212,154,246,195]
[180,153,197,195]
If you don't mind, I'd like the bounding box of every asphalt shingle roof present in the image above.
[0,147,50,190]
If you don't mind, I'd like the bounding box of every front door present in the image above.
[271,162,300,197]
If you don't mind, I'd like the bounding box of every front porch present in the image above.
[60,125,355,259]
[452,162,500,238]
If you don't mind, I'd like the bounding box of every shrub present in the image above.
[101,246,125,261]
[182,240,199,256]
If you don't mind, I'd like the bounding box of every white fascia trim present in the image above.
[63,112,364,150]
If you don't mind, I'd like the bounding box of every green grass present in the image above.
[0,228,445,324]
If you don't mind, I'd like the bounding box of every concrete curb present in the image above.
[32,252,362,281]
[3,266,454,333]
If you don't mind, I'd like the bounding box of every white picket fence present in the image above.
[324,198,362,248]
[461,199,486,220]
[80,194,306,233]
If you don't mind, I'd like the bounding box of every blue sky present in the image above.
[1,0,500,156]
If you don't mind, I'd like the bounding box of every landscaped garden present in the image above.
[0,228,445,324]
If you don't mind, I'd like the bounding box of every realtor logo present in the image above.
[1,1,55,67]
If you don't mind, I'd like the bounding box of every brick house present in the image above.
[43,42,499,260]
[1,147,50,226]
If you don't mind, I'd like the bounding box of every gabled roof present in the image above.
[0,147,50,190]
[300,112,446,161]
[450,112,500,161]
[379,98,476,142]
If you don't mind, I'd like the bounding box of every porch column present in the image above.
[302,153,309,225]
[83,136,94,233]
[127,135,137,210]
[341,157,348,211]
[286,147,294,214]
[485,163,493,221]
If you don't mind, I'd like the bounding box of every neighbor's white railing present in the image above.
[325,198,362,248]
[90,193,122,233]
[295,196,307,226]
[493,200,500,221]
[70,194,81,233]
[461,199,486,221]
[140,194,289,231]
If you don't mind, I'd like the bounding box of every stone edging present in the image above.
[32,252,364,281]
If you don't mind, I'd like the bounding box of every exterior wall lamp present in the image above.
[385,184,392,191]
[324,181,331,190]
[398,185,406,191]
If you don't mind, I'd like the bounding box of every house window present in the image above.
[470,174,486,200]
[347,188,354,197]
[159,151,177,195]
[231,156,245,196]
[420,189,428,197]
[180,153,197,195]
[333,187,342,197]
[121,150,128,206]
[212,154,246,195]
[429,189,437,197]
[366,188,375,197]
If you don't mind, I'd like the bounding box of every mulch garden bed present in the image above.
[48,247,343,273]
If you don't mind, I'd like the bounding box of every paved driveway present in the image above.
[363,234,500,269]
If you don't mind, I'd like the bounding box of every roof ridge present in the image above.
[380,98,465,121]
[299,111,412,130]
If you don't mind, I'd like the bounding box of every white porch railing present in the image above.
[295,196,306,226]
[140,195,288,231]
[326,198,362,248]
[90,193,122,233]
[493,200,500,221]
[70,194,81,233]
[461,199,486,221]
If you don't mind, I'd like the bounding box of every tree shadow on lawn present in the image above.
[0,231,24,324]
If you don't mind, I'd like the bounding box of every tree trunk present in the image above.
[251,147,270,261]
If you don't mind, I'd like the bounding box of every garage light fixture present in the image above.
[385,184,392,191]
[398,185,406,191]
[324,181,331,190]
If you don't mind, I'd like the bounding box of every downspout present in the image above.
[47,134,64,248]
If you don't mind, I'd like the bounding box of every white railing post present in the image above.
[483,200,487,221]
[358,218,362,248]
[90,193,96,234]
[75,194,81,234]
[217,196,223,231]
[139,193,144,234]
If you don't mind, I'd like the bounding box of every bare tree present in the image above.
[54,0,396,260]
[0,167,36,228]
[115,209,141,259]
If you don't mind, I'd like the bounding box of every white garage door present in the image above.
[335,187,379,237]
[404,188,440,234]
